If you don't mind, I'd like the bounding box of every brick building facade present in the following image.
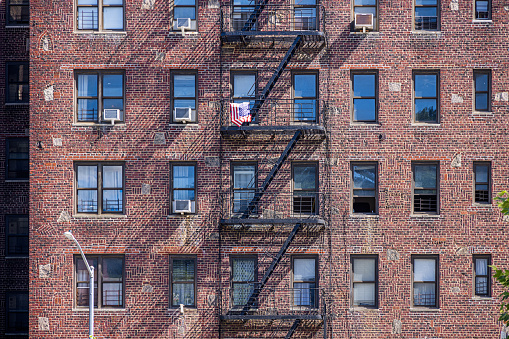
[0,0,507,338]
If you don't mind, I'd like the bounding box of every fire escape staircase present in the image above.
[241,0,269,32]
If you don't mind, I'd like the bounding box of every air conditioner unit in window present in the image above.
[173,200,195,214]
[354,13,374,32]
[176,18,191,36]
[174,107,192,123]
[103,109,121,125]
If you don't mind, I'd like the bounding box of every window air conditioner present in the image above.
[176,18,191,35]
[103,109,121,125]
[173,200,194,214]
[174,107,192,123]
[354,13,374,32]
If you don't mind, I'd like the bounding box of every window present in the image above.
[232,163,257,214]
[294,0,317,31]
[414,0,439,30]
[412,162,439,214]
[6,292,28,334]
[6,62,29,104]
[75,71,124,123]
[171,163,196,213]
[475,0,491,20]
[473,255,491,297]
[75,255,124,308]
[232,0,256,31]
[171,72,197,123]
[351,255,378,307]
[232,71,256,107]
[231,256,257,307]
[7,0,29,26]
[351,71,377,123]
[293,256,318,307]
[352,0,377,31]
[293,72,318,122]
[412,255,438,307]
[173,0,196,31]
[351,163,377,214]
[474,162,490,203]
[170,256,196,307]
[293,163,318,215]
[474,70,491,112]
[6,215,28,256]
[76,0,124,31]
[413,71,439,123]
[6,138,29,180]
[75,163,124,214]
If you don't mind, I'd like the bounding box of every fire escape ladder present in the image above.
[241,129,302,218]
[284,319,302,339]
[250,35,303,120]
[241,0,270,32]
[241,223,302,314]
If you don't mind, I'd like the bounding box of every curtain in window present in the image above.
[103,166,123,212]
[293,258,315,306]
[173,284,195,306]
[232,258,255,306]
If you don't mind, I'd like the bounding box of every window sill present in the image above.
[5,255,29,259]
[168,123,199,127]
[167,214,197,218]
[6,332,29,336]
[410,213,441,218]
[472,20,493,24]
[472,203,492,209]
[72,123,126,127]
[5,179,29,183]
[349,31,380,35]
[169,31,199,36]
[73,308,126,312]
[410,307,440,312]
[472,111,493,115]
[73,30,127,35]
[349,306,379,312]
[350,213,379,218]
[5,25,29,29]
[5,102,29,106]
[411,123,441,127]
[471,296,494,300]
[350,122,381,127]
[73,214,127,219]
[411,30,441,34]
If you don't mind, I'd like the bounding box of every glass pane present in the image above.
[234,165,256,189]
[103,282,122,306]
[175,0,195,4]
[174,75,196,97]
[232,258,255,282]
[8,236,29,254]
[103,99,124,119]
[475,93,488,111]
[103,0,123,4]
[174,99,196,110]
[415,0,437,5]
[353,165,376,189]
[78,0,97,4]
[414,165,437,188]
[7,64,27,82]
[294,74,316,97]
[233,191,255,213]
[8,217,29,234]
[353,283,375,306]
[355,0,376,4]
[294,258,315,281]
[103,190,123,212]
[78,99,98,121]
[174,190,195,201]
[353,258,375,281]
[78,7,98,30]
[475,165,489,183]
[175,7,196,20]
[8,139,29,158]
[103,7,124,29]
[232,283,254,306]
[293,282,315,306]
[173,283,195,305]
[78,190,98,212]
[415,99,437,122]
[233,74,256,98]
[476,258,488,275]
[413,282,435,306]
[103,166,122,188]
[295,0,316,4]
[476,184,488,191]
[294,166,316,190]
[353,74,375,97]
[173,259,195,281]
[475,73,489,91]
[77,74,98,97]
[103,258,123,281]
[415,74,437,97]
[234,0,255,4]
[78,166,97,188]
[475,277,488,295]
[294,8,317,30]
[173,166,195,188]
[414,258,436,281]
[103,74,123,97]
[353,99,376,121]
[294,99,317,121]
[415,7,437,18]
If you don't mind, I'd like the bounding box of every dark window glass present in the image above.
[351,255,378,307]
[293,163,318,215]
[352,72,377,122]
[232,72,256,104]
[6,63,29,104]
[474,71,490,112]
[173,0,196,30]
[171,257,196,306]
[352,163,377,214]
[353,0,377,31]
[294,0,317,30]
[413,163,438,213]
[171,164,196,213]
[77,0,124,31]
[414,73,438,123]
[231,256,256,307]
[6,215,29,256]
[232,0,257,31]
[475,0,490,20]
[414,0,438,30]
[6,138,29,180]
[76,163,124,214]
[7,0,29,25]
[473,255,490,296]
[76,71,124,123]
[172,73,197,123]
[474,162,490,203]
[232,164,256,214]
[293,257,317,307]
[75,255,124,308]
[6,292,29,334]
[294,73,317,122]
[412,256,438,307]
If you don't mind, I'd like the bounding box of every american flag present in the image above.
[230,102,252,127]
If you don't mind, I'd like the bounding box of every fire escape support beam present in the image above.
[241,223,302,315]
[241,129,302,218]
[284,319,302,339]
[241,0,269,32]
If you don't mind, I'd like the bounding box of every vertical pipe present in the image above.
[90,266,94,339]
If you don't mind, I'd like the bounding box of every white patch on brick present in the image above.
[451,154,461,168]
[41,35,51,51]
[154,132,166,145]
[52,137,62,146]
[44,86,54,101]
[389,82,401,92]
[503,215,509,222]
[450,0,459,11]
[208,0,219,9]
[456,247,470,256]
[141,0,155,10]
[207,294,217,306]
[392,319,402,334]
[142,284,153,293]
[38,317,50,331]
[205,156,220,167]
[155,51,165,61]
[451,94,463,103]
[495,92,509,101]
[451,286,461,293]
[39,264,53,278]
[57,211,71,222]
[504,6,509,11]
[387,249,400,260]
[142,184,151,195]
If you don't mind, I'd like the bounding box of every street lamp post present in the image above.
[64,230,94,339]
